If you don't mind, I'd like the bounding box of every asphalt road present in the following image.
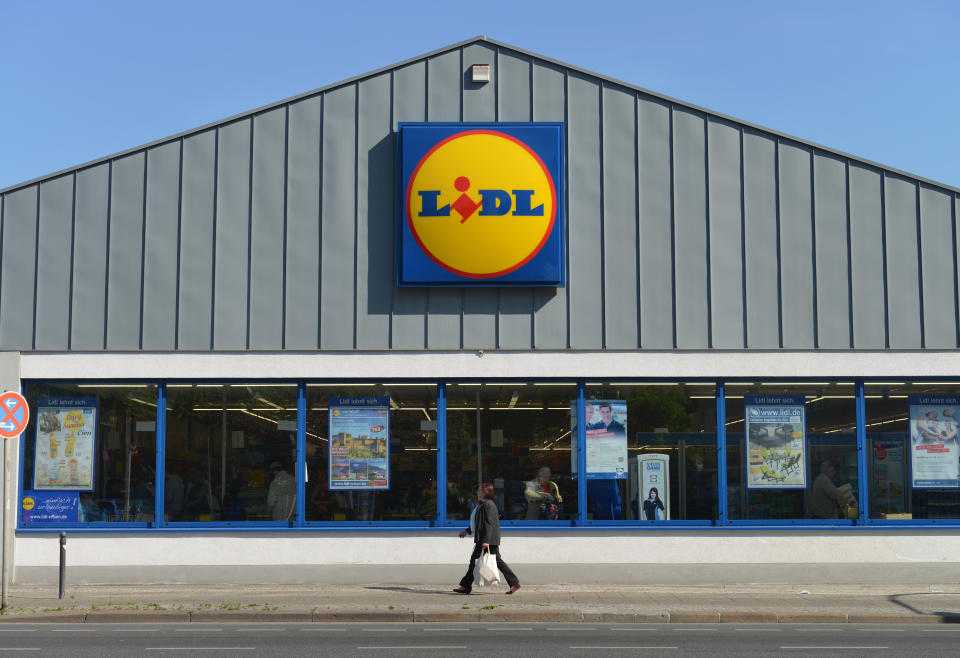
[1,622,959,656]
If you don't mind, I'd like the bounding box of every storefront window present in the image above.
[445,383,578,522]
[582,383,717,521]
[725,382,858,521]
[867,382,960,520]
[305,384,437,522]
[21,383,158,524]
[164,384,297,523]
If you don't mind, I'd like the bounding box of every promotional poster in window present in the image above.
[33,398,97,491]
[328,396,390,490]
[909,396,960,488]
[571,400,628,479]
[745,395,807,489]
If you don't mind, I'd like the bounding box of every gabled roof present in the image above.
[3,36,957,195]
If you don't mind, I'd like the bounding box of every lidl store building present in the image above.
[2,38,960,585]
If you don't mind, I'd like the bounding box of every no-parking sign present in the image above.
[0,391,29,439]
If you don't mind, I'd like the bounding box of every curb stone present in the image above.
[479,609,581,622]
[312,611,415,622]
[777,613,848,624]
[669,611,721,623]
[190,611,312,622]
[85,610,190,623]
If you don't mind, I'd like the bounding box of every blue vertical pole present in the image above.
[295,382,306,526]
[856,380,868,524]
[576,381,587,525]
[716,381,727,525]
[436,382,447,527]
[155,383,166,527]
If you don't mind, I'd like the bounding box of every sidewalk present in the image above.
[3,583,960,623]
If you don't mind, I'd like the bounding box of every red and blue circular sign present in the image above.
[398,122,565,286]
[0,391,29,439]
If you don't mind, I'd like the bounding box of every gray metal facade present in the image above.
[2,38,958,353]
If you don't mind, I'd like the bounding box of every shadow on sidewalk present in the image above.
[364,586,454,595]
[888,592,960,622]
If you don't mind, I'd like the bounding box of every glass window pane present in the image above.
[867,383,960,520]
[165,384,298,523]
[585,383,717,521]
[22,383,158,524]
[305,384,437,522]
[445,383,578,522]
[725,382,858,521]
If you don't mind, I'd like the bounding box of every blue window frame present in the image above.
[17,377,960,532]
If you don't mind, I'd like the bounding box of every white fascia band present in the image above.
[18,350,960,381]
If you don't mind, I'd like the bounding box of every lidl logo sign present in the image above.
[398,123,564,286]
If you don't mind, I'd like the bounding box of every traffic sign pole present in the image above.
[0,391,28,611]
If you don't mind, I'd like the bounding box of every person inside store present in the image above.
[642,486,666,521]
[164,462,185,521]
[809,460,848,519]
[267,460,296,521]
[182,466,213,521]
[589,402,626,436]
[453,482,521,595]
[524,466,562,520]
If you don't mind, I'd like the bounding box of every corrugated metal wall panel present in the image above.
[356,74,393,350]
[177,130,217,350]
[742,130,779,348]
[497,50,535,349]
[566,73,603,349]
[320,85,358,350]
[6,41,957,355]
[70,165,109,350]
[848,164,885,348]
[390,63,428,350]
[105,153,145,350]
[248,109,287,350]
[673,108,709,348]
[213,120,252,350]
[778,142,815,348]
[142,142,180,350]
[637,96,673,349]
[813,152,851,348]
[0,186,38,348]
[461,42,498,351]
[919,185,956,348]
[884,174,922,348]
[425,51,463,350]
[284,97,322,351]
[602,85,639,349]
[531,61,567,350]
[34,175,74,349]
[708,120,745,349]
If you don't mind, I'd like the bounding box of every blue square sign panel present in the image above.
[398,122,565,287]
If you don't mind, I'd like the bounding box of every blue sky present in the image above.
[2,0,957,191]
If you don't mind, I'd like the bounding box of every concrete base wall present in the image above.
[14,530,960,585]
[15,562,960,587]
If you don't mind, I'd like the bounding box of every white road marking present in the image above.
[735,628,780,632]
[362,628,408,632]
[113,628,160,632]
[175,628,223,632]
[0,629,36,632]
[781,647,887,650]
[570,646,677,650]
[923,628,960,632]
[423,628,470,632]
[611,628,657,631]
[857,629,904,632]
[486,626,532,631]
[300,628,346,631]
[237,628,286,632]
[357,646,466,650]
[52,629,97,632]
[548,627,591,630]
[146,648,255,651]
[671,628,718,631]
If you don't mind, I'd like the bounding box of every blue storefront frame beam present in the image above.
[16,376,960,532]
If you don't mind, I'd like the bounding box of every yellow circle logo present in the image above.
[406,130,557,278]
[22,497,35,510]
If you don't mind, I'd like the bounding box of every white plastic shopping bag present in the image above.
[473,548,502,587]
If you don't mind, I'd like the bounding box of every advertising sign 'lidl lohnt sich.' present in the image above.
[398,123,565,286]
